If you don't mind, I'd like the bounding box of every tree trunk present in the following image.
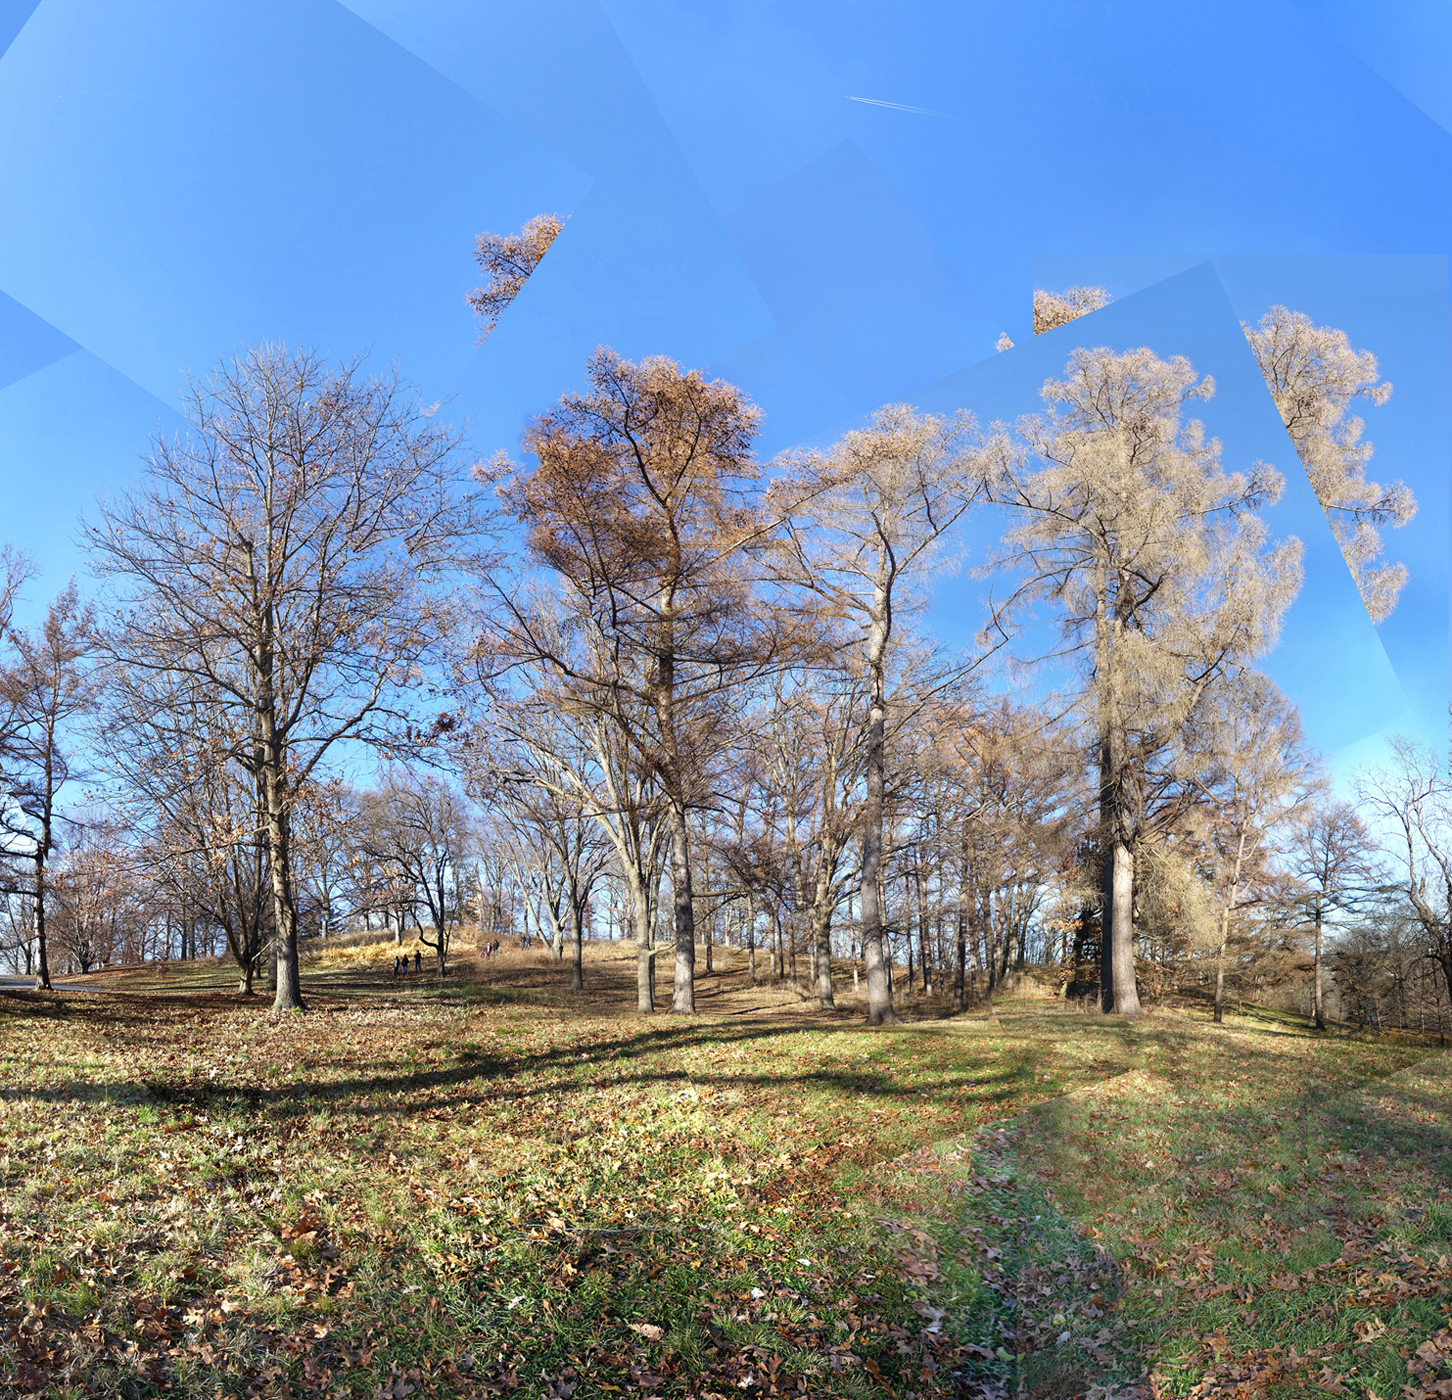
[1312,901,1325,1031]
[813,867,835,1010]
[1107,835,1138,1015]
[571,896,584,992]
[259,677,304,1012]
[860,690,893,1024]
[33,849,52,991]
[954,892,967,1011]
[630,867,654,1014]
[916,868,933,998]
[746,890,756,986]
[1213,905,1229,1025]
[665,800,696,1013]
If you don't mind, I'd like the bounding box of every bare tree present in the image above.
[291,777,359,940]
[987,346,1303,1015]
[758,666,870,1009]
[1183,672,1321,1024]
[1242,306,1413,621]
[101,668,274,992]
[361,770,473,975]
[1287,798,1384,1030]
[469,214,563,340]
[768,406,988,1025]
[489,349,780,1014]
[86,344,479,1011]
[50,810,151,975]
[1358,736,1452,1005]
[0,582,103,990]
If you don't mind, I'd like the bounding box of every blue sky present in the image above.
[0,0,1446,791]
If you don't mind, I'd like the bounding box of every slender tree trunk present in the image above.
[746,890,756,986]
[258,673,304,1012]
[1213,902,1230,1024]
[665,799,696,1013]
[33,849,51,991]
[916,868,933,998]
[1312,900,1326,1031]
[859,565,895,1025]
[813,862,836,1010]
[570,895,584,992]
[630,865,654,1014]
[954,887,967,1011]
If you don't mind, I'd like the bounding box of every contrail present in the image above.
[845,95,947,117]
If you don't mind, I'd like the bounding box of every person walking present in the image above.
[414,950,422,974]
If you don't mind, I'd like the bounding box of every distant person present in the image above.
[414,950,422,974]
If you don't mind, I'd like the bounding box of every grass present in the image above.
[0,938,1447,1399]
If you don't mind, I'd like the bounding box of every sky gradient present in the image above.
[0,0,1446,790]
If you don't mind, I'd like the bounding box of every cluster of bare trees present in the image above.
[0,258,1433,1031]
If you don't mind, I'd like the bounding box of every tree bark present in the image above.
[860,575,894,1025]
[745,889,756,986]
[630,866,654,1014]
[33,849,51,991]
[1213,905,1229,1025]
[665,800,696,1013]
[570,894,584,992]
[812,861,836,1010]
[1107,835,1138,1015]
[1312,899,1326,1031]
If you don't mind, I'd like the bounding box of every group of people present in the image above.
[482,939,503,960]
[391,951,422,978]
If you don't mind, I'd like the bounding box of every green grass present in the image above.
[0,946,1445,1398]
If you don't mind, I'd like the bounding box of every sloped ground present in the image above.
[0,947,1439,1399]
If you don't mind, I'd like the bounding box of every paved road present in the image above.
[0,974,101,992]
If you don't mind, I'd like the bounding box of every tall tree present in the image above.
[768,405,988,1025]
[0,582,103,990]
[1357,736,1452,1006]
[86,344,479,1011]
[1242,306,1413,621]
[362,769,473,975]
[1182,672,1321,1024]
[1287,798,1384,1031]
[490,349,777,1014]
[100,668,274,993]
[988,346,1303,1015]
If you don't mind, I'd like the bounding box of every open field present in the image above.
[1,939,1449,1399]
